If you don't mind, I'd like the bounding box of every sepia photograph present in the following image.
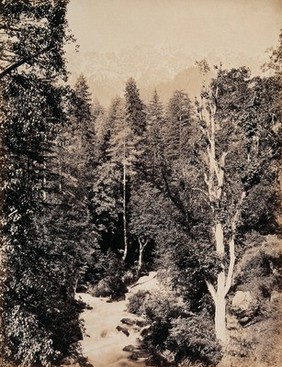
[0,1,281,366]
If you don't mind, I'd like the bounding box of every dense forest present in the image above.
[0,1,281,367]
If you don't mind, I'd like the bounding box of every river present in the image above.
[77,272,158,367]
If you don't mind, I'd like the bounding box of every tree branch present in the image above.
[224,191,246,296]
[205,279,217,303]
[224,238,235,296]
[0,44,53,79]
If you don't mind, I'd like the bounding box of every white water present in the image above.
[77,272,158,367]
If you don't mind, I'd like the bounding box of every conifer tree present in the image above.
[124,77,147,137]
[144,90,166,183]
[106,98,142,261]
[164,90,194,161]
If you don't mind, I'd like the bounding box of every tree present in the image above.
[124,77,147,137]
[144,90,166,183]
[0,1,82,365]
[129,183,163,273]
[152,67,280,351]
[0,0,72,80]
[95,97,118,164]
[59,75,99,292]
[106,98,142,261]
[164,90,194,162]
[264,28,282,78]
[191,66,281,345]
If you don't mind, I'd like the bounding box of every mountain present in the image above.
[66,45,205,106]
[66,44,265,107]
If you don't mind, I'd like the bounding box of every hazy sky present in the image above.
[67,0,282,59]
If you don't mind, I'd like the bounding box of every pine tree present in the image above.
[124,78,147,137]
[60,75,99,291]
[106,98,142,261]
[164,90,194,161]
[144,90,166,183]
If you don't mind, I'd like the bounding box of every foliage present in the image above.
[169,316,222,366]
[124,77,147,137]
[140,290,222,366]
[127,290,152,316]
[3,306,57,367]
[0,1,84,365]
[90,253,128,300]
[0,0,72,80]
[163,89,194,161]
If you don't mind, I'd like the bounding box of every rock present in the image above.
[227,314,239,330]
[120,317,135,326]
[129,351,149,360]
[232,291,253,310]
[60,356,77,365]
[116,325,130,336]
[231,291,259,324]
[136,319,147,328]
[122,345,135,352]
[140,325,151,337]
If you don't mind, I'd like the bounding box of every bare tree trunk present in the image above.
[215,222,226,344]
[122,137,128,262]
[137,238,149,273]
[204,91,229,345]
[203,92,246,345]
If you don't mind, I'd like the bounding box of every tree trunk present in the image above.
[122,138,128,262]
[137,238,148,273]
[204,98,229,346]
[214,289,226,344]
[203,88,246,347]
[214,221,227,345]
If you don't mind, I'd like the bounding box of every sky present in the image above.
[67,0,282,62]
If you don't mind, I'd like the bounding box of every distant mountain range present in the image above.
[66,44,265,107]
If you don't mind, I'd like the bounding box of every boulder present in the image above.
[123,345,135,352]
[116,325,130,336]
[232,291,253,310]
[231,291,259,325]
[120,317,135,326]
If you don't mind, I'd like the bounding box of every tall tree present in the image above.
[164,90,194,162]
[191,67,280,344]
[107,98,142,261]
[144,90,166,183]
[124,77,147,137]
[60,75,98,290]
[0,1,82,365]
[153,67,281,350]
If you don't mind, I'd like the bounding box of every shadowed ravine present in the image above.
[77,272,158,367]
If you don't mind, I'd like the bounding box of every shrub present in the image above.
[127,290,151,315]
[169,316,222,366]
[139,290,222,367]
[3,306,58,367]
[122,268,139,286]
[91,275,128,300]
